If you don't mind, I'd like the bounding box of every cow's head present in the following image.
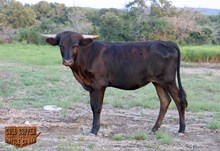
[45,31,95,67]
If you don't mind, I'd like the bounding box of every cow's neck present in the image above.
[71,46,88,72]
[70,47,93,91]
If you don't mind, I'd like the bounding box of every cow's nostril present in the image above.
[63,59,73,66]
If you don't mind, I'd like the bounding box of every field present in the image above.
[0,44,220,150]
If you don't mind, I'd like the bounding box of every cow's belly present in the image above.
[111,82,150,90]
[108,73,151,90]
[104,54,167,90]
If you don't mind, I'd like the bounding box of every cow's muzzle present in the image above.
[63,59,74,67]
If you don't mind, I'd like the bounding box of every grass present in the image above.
[0,43,61,65]
[112,134,124,141]
[181,45,220,63]
[208,120,220,130]
[215,112,220,119]
[128,130,148,140]
[0,64,87,109]
[112,130,148,141]
[183,73,220,112]
[88,142,95,149]
[0,43,220,113]
[57,142,78,151]
[156,131,173,145]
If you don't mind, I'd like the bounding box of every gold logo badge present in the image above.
[5,126,41,148]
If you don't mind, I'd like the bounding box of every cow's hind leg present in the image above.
[152,83,171,132]
[89,88,106,135]
[167,83,186,133]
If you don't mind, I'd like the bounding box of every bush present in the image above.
[39,18,64,34]
[185,28,213,45]
[15,27,45,45]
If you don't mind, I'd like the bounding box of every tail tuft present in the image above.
[174,42,188,109]
[179,89,188,109]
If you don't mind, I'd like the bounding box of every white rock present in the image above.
[43,105,62,112]
[25,121,31,126]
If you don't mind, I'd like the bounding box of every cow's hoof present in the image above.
[88,132,97,136]
[178,128,185,134]
[90,129,98,135]
[178,123,185,133]
[151,127,158,133]
[177,133,185,137]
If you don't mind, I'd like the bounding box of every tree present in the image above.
[210,13,220,44]
[32,1,53,20]
[186,28,212,45]
[51,3,68,24]
[125,0,176,41]
[3,0,37,28]
[166,9,206,43]
[32,1,68,24]
[150,0,178,17]
[66,6,93,34]
[125,0,150,41]
[99,11,125,41]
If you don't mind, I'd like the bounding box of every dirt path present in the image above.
[0,103,219,151]
[181,63,220,77]
[0,63,220,150]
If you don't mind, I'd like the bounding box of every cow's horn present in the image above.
[41,34,56,38]
[82,35,99,39]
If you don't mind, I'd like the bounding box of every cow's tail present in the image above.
[174,43,188,109]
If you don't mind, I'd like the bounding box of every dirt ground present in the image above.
[0,64,220,150]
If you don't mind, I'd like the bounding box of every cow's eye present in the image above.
[60,46,64,50]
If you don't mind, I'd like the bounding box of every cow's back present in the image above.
[88,41,178,90]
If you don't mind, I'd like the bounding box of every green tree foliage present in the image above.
[125,0,177,41]
[186,28,213,45]
[0,12,6,24]
[16,26,44,44]
[38,18,64,34]
[32,1,67,24]
[2,0,37,28]
[0,0,219,45]
[150,0,178,17]
[210,13,220,44]
[100,11,125,41]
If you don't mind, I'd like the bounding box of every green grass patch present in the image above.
[181,45,220,63]
[208,120,220,130]
[182,73,220,112]
[112,134,124,141]
[156,131,173,145]
[57,142,78,151]
[88,142,95,149]
[215,112,220,119]
[0,64,87,109]
[128,130,148,140]
[0,43,61,65]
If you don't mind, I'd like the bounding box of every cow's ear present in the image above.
[46,37,59,46]
[79,38,93,46]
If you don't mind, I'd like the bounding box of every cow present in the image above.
[45,31,188,135]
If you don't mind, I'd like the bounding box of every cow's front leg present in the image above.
[89,88,106,135]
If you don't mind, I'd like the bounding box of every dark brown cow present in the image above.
[46,31,188,135]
